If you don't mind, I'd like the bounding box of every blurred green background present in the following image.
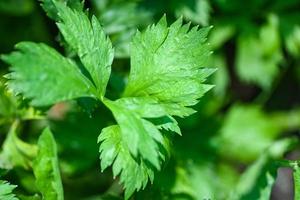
[0,0,300,199]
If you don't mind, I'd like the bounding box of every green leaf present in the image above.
[0,81,16,118]
[98,16,214,198]
[49,106,105,175]
[0,180,19,200]
[293,164,300,200]
[236,15,282,89]
[100,97,183,198]
[98,125,154,200]
[216,105,281,163]
[97,2,152,58]
[55,1,114,98]
[0,121,37,169]
[171,162,217,200]
[2,42,96,106]
[230,155,277,200]
[285,25,300,57]
[99,2,150,35]
[209,54,229,99]
[110,97,182,134]
[40,0,83,21]
[124,16,214,115]
[209,25,235,49]
[229,138,295,200]
[33,128,64,200]
[236,34,280,89]
[173,0,211,26]
[0,0,34,16]
[103,98,167,169]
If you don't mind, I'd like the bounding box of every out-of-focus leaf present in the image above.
[236,15,282,89]
[171,162,217,200]
[260,15,281,55]
[0,0,34,16]
[230,154,277,200]
[83,194,122,200]
[99,3,151,35]
[216,105,281,162]
[0,80,44,121]
[293,164,300,200]
[0,81,16,118]
[96,2,152,58]
[209,25,235,49]
[33,128,64,200]
[0,121,37,169]
[17,107,44,121]
[0,80,44,122]
[214,0,264,14]
[149,118,225,199]
[229,138,295,200]
[209,54,229,99]
[49,105,105,174]
[285,25,300,57]
[173,0,211,26]
[271,0,300,11]
[0,180,19,200]
[16,194,40,200]
[216,163,239,199]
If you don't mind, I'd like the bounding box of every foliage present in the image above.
[0,0,300,200]
[0,180,19,200]
[33,128,63,200]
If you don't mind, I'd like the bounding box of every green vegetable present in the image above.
[55,2,114,98]
[0,180,19,200]
[230,138,295,200]
[2,2,214,199]
[0,121,37,169]
[2,0,299,199]
[33,128,64,200]
[2,42,96,106]
[293,164,300,200]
